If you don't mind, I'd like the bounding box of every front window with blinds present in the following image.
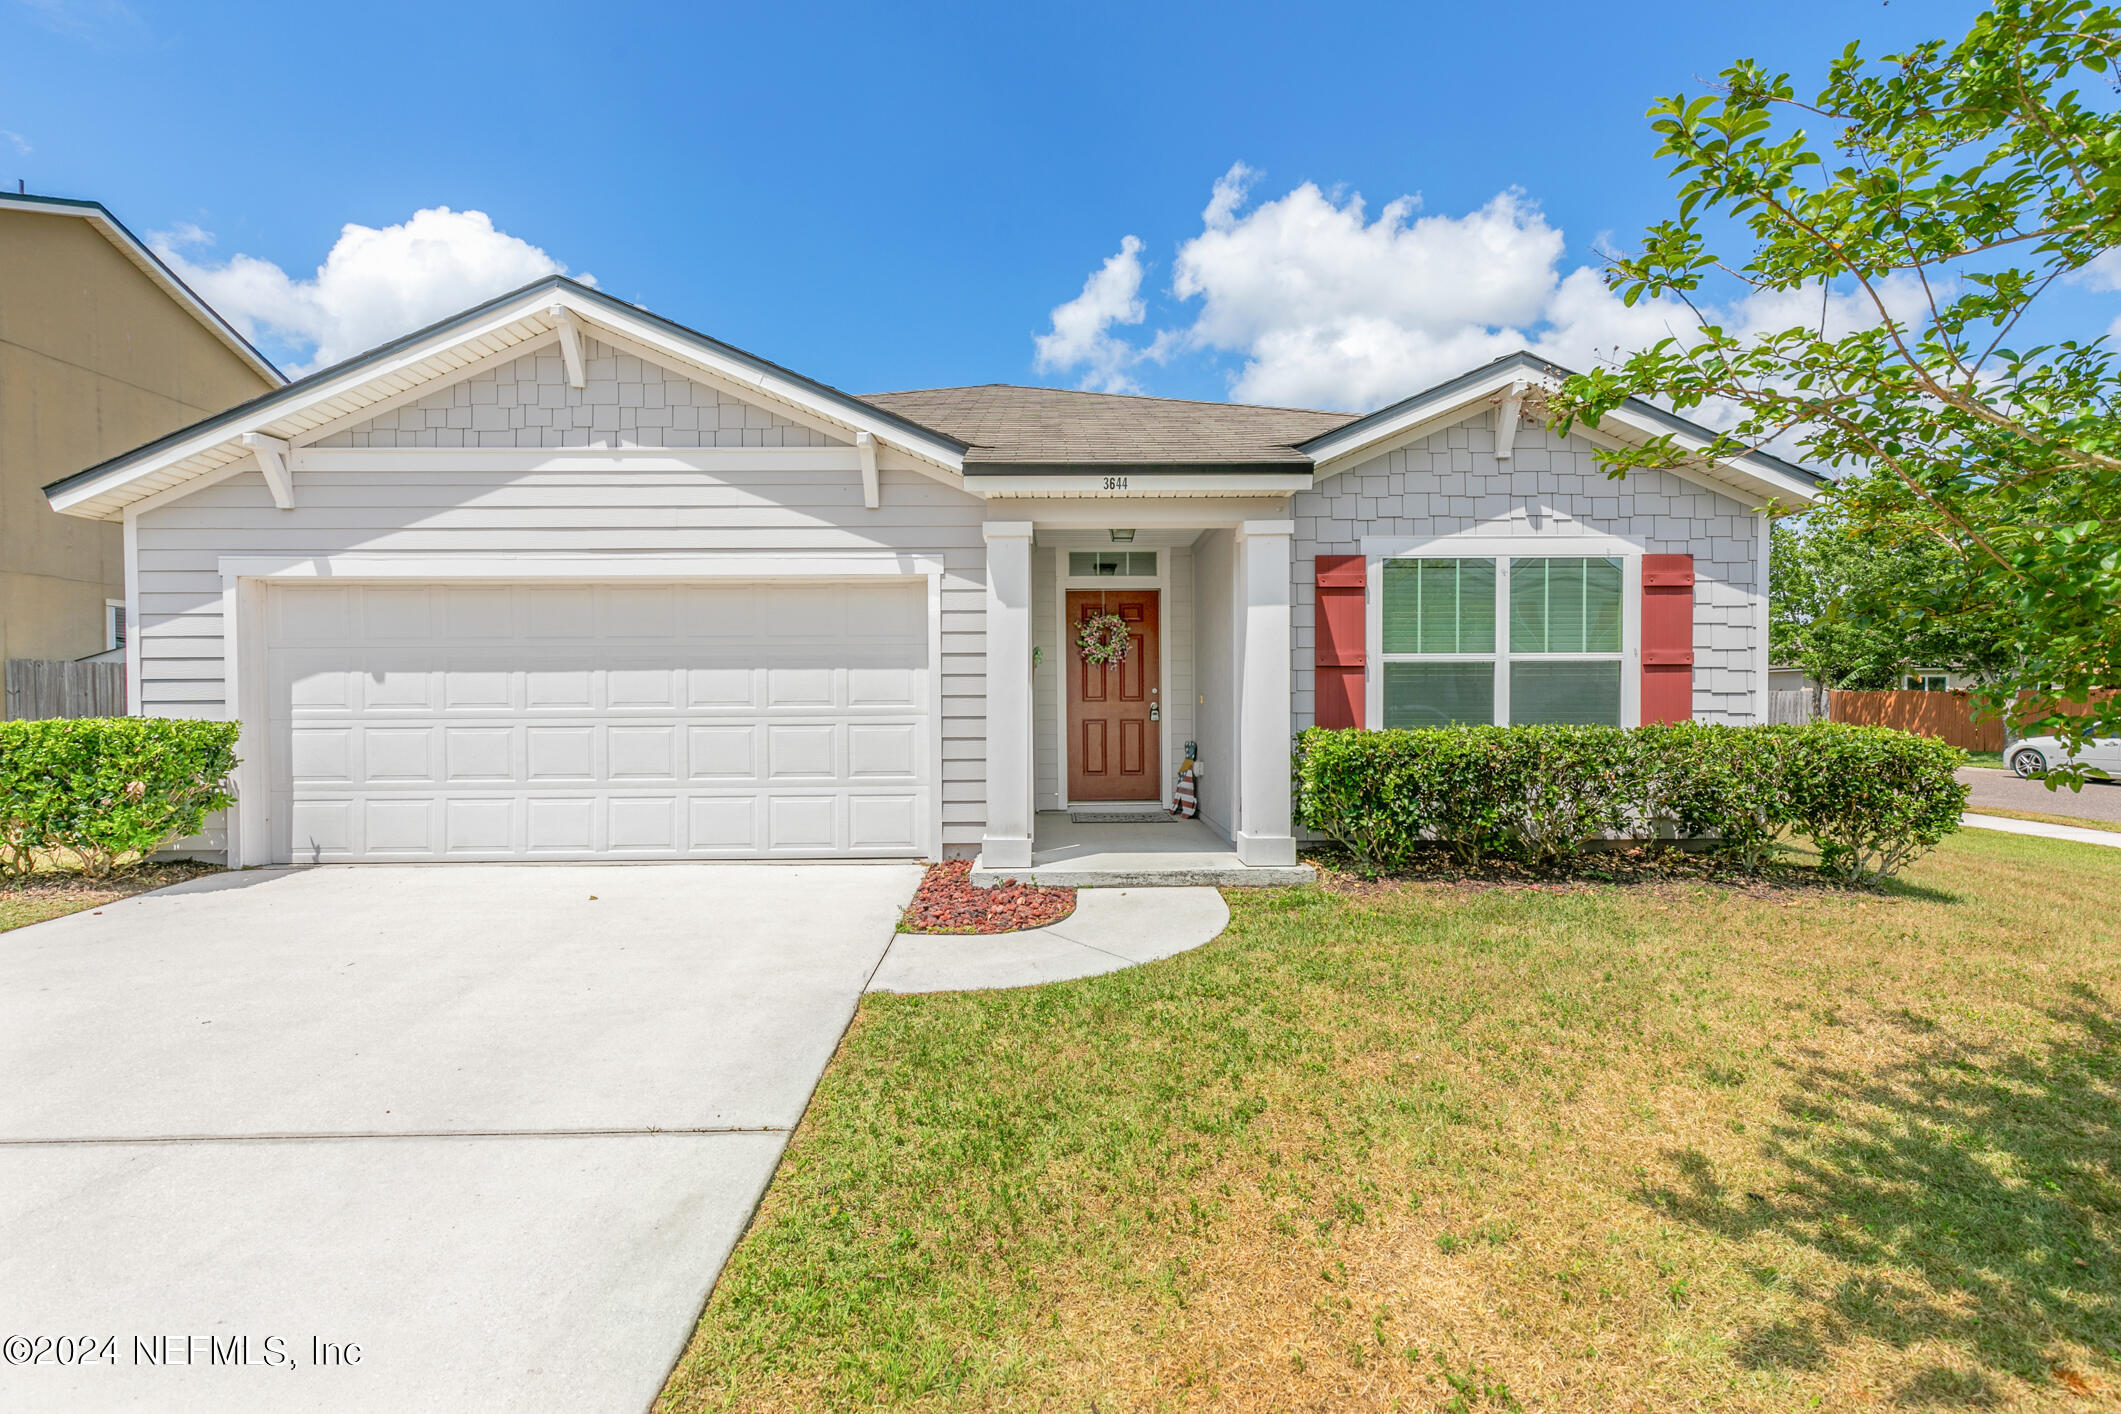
[1379,555,1625,728]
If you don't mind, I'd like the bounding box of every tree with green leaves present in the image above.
[1770,504,2017,710]
[1550,0,2120,761]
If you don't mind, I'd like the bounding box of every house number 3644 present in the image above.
[1103,475,1129,490]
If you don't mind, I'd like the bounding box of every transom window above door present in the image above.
[1379,555,1627,728]
[1068,550,1158,577]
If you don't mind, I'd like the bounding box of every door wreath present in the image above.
[1077,612,1133,666]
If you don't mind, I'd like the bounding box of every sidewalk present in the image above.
[869,886,1229,993]
[1961,812,2121,851]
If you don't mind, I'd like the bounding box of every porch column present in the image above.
[1234,518,1297,866]
[980,521,1036,869]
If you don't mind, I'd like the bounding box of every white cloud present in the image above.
[1033,163,1941,416]
[17,0,143,41]
[1032,234,1148,393]
[0,129,29,155]
[2070,248,2121,340]
[154,207,591,374]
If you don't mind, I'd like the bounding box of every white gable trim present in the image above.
[286,331,563,446]
[1303,360,1819,509]
[47,280,967,521]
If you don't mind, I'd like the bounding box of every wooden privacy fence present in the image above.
[1828,689,2004,752]
[1769,688,1819,725]
[4,659,127,721]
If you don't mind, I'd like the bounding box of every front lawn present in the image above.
[660,831,2118,1412]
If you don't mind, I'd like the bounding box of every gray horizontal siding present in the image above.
[136,461,990,853]
[1291,411,1764,726]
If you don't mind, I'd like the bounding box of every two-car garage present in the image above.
[260,579,934,862]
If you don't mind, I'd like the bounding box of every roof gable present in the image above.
[0,193,284,386]
[46,276,964,520]
[312,334,840,451]
[1298,350,1823,506]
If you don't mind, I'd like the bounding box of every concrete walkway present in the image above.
[0,863,919,1414]
[868,886,1230,993]
[972,813,1313,888]
[1962,812,2121,850]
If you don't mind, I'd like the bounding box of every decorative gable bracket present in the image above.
[240,432,294,509]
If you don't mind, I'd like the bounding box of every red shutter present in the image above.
[1640,553,1695,724]
[1314,555,1366,728]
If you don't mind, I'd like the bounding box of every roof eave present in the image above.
[1297,348,1824,505]
[45,275,969,519]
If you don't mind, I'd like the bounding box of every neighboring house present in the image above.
[0,193,282,671]
[44,277,1820,871]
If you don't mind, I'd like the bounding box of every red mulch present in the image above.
[898,860,1077,934]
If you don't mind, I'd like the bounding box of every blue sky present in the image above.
[11,0,2099,412]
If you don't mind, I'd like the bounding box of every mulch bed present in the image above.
[0,860,222,932]
[898,860,1077,934]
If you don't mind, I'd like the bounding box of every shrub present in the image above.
[0,718,240,877]
[1293,722,1966,883]
[1781,725,1969,883]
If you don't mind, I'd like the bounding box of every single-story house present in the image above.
[45,277,1820,877]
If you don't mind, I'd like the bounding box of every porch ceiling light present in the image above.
[1109,528,1136,543]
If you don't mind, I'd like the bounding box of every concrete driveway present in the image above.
[0,863,920,1413]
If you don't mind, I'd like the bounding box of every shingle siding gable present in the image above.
[314,337,841,450]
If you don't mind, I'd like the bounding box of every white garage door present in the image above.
[265,580,931,862]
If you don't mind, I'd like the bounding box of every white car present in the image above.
[2005,732,2121,779]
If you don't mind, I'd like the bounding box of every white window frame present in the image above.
[104,598,126,653]
[1362,534,1643,729]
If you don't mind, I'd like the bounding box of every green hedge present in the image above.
[1292,723,1967,883]
[0,718,240,877]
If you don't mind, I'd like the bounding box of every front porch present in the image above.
[976,513,1307,885]
[970,812,1315,888]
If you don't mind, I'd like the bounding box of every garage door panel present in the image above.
[289,728,354,783]
[766,667,836,709]
[364,797,439,854]
[444,727,515,783]
[526,727,596,782]
[266,581,930,862]
[443,668,513,711]
[850,795,920,851]
[526,797,596,853]
[767,795,838,852]
[848,723,918,779]
[608,725,679,781]
[524,586,595,638]
[688,796,761,852]
[444,586,514,638]
[361,587,435,640]
[525,668,594,710]
[602,585,677,637]
[445,798,515,853]
[608,796,680,851]
[687,725,757,780]
[686,668,756,709]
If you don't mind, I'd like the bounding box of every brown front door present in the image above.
[1066,590,1160,801]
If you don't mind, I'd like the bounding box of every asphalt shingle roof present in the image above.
[859,384,1357,468]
